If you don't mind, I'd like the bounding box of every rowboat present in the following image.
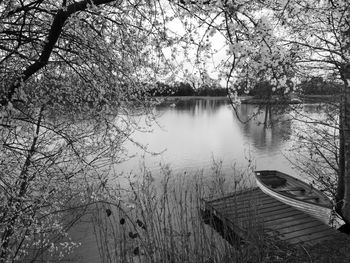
[255,170,333,224]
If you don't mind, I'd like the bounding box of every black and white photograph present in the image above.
[1,0,350,262]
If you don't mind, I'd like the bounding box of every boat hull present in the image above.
[255,170,332,225]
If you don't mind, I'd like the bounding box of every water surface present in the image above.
[117,98,295,178]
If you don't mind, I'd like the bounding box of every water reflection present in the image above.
[157,98,229,115]
[117,98,296,177]
[238,104,293,152]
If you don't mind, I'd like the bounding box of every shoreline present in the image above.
[156,95,340,105]
[157,96,229,100]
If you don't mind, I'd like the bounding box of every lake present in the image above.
[116,98,296,179]
[70,97,329,262]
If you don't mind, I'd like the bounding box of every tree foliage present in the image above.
[178,0,350,223]
[0,0,175,261]
[265,0,350,223]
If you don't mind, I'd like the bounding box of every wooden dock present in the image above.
[201,188,343,246]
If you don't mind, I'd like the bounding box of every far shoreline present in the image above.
[158,96,229,100]
[157,95,252,101]
[156,94,340,105]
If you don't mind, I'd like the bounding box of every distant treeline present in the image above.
[151,77,342,97]
[298,77,342,95]
[150,82,228,97]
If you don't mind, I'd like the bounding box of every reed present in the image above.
[90,162,340,263]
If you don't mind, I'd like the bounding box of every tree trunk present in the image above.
[341,75,350,223]
[336,95,345,216]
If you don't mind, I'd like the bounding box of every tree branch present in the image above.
[1,0,118,107]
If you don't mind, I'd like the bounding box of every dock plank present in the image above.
[211,195,282,213]
[266,216,321,231]
[226,205,295,220]
[201,188,343,246]
[279,224,334,240]
[218,199,285,216]
[209,189,266,205]
[210,196,270,209]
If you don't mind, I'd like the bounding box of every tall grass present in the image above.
[89,162,299,263]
